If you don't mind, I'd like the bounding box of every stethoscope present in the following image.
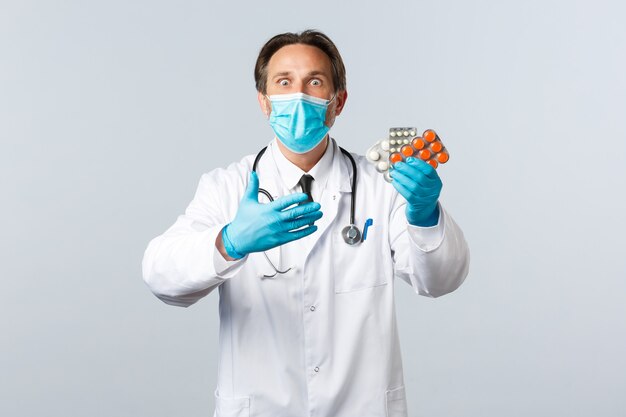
[252,144,362,277]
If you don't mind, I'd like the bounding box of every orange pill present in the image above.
[418,149,431,160]
[423,129,437,142]
[390,153,403,164]
[401,145,414,157]
[411,137,425,149]
[430,141,443,153]
[427,159,439,169]
[437,152,449,163]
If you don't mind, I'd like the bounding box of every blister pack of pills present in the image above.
[366,127,449,182]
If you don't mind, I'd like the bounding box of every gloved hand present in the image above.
[222,171,323,259]
[390,157,442,227]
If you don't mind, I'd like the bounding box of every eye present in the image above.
[279,79,290,86]
[310,79,321,86]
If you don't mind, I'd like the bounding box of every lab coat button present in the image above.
[310,305,316,311]
[314,367,320,372]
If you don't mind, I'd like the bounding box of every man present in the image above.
[143,30,469,417]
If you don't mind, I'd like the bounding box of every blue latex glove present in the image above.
[390,157,442,227]
[222,171,323,259]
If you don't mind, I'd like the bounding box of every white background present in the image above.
[2,0,625,416]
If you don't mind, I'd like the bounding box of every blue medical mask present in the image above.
[267,92,335,154]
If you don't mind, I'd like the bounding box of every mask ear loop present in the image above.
[263,94,273,118]
[323,93,339,128]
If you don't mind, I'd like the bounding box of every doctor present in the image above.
[143,30,470,417]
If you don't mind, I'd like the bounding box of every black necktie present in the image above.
[298,174,314,203]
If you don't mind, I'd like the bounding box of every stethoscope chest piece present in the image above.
[342,224,362,245]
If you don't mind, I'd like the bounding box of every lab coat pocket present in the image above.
[385,386,408,417]
[334,224,388,293]
[214,390,250,417]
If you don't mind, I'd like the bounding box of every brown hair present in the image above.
[254,30,347,94]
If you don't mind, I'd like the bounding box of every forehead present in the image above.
[267,44,333,76]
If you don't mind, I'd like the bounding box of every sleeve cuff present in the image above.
[407,203,446,252]
[212,225,247,279]
[213,245,247,278]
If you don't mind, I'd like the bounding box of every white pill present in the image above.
[381,140,390,151]
[390,139,396,145]
[403,131,409,136]
[389,147,396,153]
[403,139,409,144]
[377,161,389,171]
[368,150,380,161]
[409,130,415,136]
[390,131,396,137]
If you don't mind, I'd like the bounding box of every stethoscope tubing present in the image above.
[251,145,358,226]
[250,141,361,276]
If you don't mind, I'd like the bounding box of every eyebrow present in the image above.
[271,70,330,79]
[307,71,328,77]
[271,72,292,79]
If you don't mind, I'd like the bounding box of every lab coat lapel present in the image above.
[304,141,352,258]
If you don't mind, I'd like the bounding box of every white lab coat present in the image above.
[142,138,470,417]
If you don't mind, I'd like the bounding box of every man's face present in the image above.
[258,43,347,128]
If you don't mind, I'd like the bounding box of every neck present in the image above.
[277,136,329,172]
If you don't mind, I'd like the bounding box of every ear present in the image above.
[333,90,348,117]
[258,91,271,118]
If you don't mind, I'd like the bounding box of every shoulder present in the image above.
[187,153,259,217]
[196,153,256,195]
[341,149,392,192]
